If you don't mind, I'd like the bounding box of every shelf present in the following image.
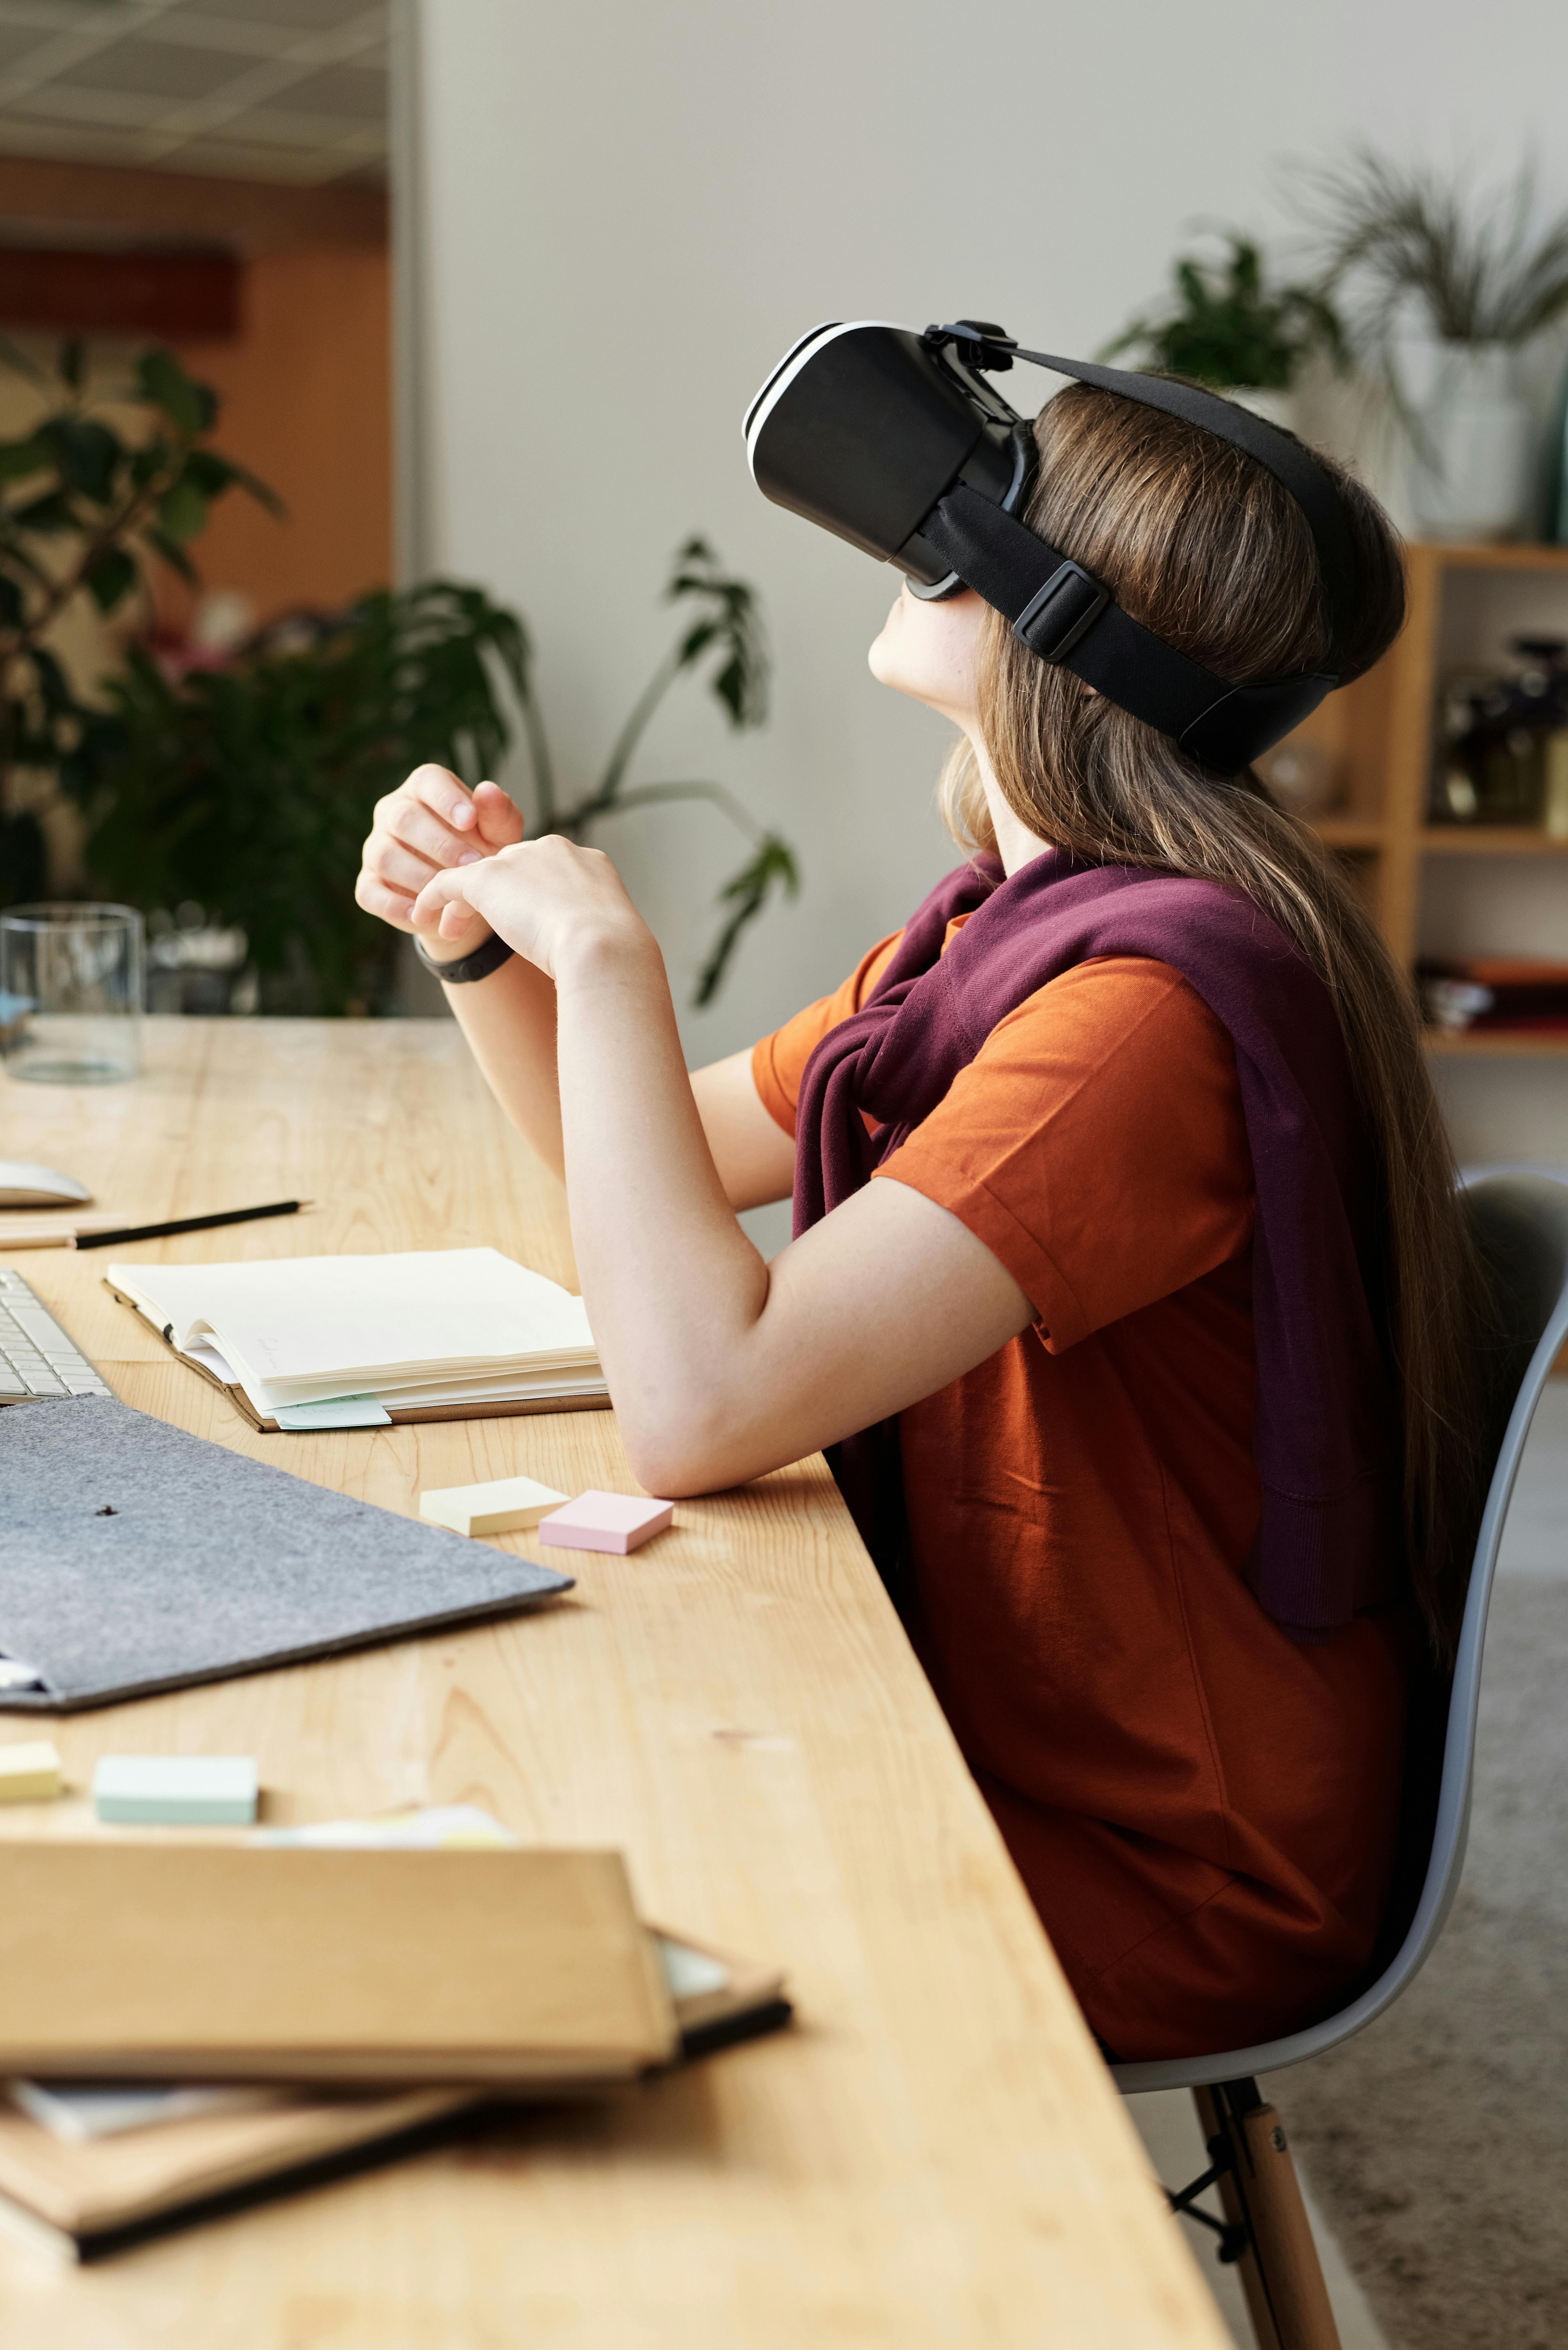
[1310,817,1386,848]
[1421,827,1568,856]
[1408,539,1568,574]
[1424,1030,1568,1058]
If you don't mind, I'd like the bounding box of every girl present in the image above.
[354,383,1486,2064]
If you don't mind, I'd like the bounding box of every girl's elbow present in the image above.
[618,1395,755,1500]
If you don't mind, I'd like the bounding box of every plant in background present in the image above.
[0,337,278,908]
[1307,150,1568,366]
[519,536,796,1007]
[1101,232,1347,390]
[1304,150,1568,535]
[67,542,797,1015]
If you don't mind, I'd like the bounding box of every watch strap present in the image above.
[412,928,515,985]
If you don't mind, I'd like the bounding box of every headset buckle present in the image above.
[926,320,1017,372]
[1013,560,1110,663]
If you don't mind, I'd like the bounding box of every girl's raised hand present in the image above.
[409,836,652,984]
[355,765,523,940]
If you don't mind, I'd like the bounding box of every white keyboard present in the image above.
[0,1267,112,1401]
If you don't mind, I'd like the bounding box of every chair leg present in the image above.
[1192,2082,1341,2350]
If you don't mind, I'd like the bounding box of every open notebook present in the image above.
[105,1248,609,1431]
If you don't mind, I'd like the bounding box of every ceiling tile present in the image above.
[265,62,383,119]
[0,0,387,185]
[48,39,251,102]
[0,24,55,73]
[161,0,384,28]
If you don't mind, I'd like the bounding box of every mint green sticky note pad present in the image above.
[273,1396,391,1431]
[93,1755,258,1826]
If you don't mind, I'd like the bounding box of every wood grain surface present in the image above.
[0,1019,1226,2350]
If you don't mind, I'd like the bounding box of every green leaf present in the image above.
[29,643,72,712]
[0,435,51,486]
[692,833,798,1007]
[156,476,208,545]
[11,490,78,534]
[183,446,285,517]
[135,348,213,438]
[130,437,172,489]
[0,572,24,629]
[58,336,85,391]
[40,416,121,505]
[661,538,769,731]
[0,806,48,910]
[141,524,199,586]
[85,545,139,617]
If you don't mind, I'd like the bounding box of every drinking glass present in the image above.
[0,904,144,1084]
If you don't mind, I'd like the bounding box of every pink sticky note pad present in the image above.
[536,1491,674,1554]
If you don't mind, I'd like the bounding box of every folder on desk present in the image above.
[0,1396,571,1713]
[0,1925,789,2263]
[105,1247,611,1432]
[0,1844,676,2087]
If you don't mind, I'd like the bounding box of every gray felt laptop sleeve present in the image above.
[0,1396,573,1712]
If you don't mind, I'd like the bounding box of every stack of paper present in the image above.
[104,1249,606,1423]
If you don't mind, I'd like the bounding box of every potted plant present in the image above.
[1308,151,1568,539]
[1101,233,1346,428]
[0,341,796,1013]
[0,337,277,909]
[66,543,797,1015]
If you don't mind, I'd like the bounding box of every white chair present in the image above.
[1117,1171,1568,2350]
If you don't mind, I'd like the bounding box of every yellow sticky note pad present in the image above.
[419,1474,570,1539]
[0,1741,62,1804]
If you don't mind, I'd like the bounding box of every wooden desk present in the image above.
[0,1020,1225,2350]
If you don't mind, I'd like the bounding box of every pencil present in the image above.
[68,1201,311,1252]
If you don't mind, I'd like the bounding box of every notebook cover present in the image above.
[0,1396,572,1712]
[0,1846,676,2084]
[106,1286,613,1432]
[0,1933,790,2259]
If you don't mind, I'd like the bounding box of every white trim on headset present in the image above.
[743,320,905,474]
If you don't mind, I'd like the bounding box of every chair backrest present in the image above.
[1114,1168,1568,2097]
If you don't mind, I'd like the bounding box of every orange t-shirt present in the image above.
[753,927,1407,2062]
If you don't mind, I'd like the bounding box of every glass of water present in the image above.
[0,904,144,1084]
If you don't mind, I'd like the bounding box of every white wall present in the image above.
[407,0,1568,1162]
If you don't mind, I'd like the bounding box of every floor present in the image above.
[1132,1381,1568,2350]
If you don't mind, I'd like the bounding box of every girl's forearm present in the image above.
[441,951,567,1180]
[554,931,769,1482]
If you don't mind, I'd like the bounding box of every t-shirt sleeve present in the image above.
[873,957,1254,1350]
[751,930,904,1139]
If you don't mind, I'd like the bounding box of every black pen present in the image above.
[69,1200,312,1252]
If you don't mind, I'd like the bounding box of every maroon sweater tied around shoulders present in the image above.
[792,850,1402,1641]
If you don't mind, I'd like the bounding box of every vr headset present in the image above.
[744,320,1361,772]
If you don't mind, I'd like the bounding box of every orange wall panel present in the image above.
[169,244,392,626]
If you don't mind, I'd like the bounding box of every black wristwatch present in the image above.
[412,929,515,985]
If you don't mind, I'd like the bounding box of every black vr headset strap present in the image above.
[924,483,1264,757]
[929,326,1359,667]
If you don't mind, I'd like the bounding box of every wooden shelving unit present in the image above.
[1288,539,1568,1053]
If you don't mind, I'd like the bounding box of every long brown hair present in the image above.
[944,383,1489,1663]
